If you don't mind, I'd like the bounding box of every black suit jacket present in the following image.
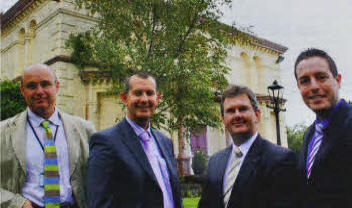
[298,99,352,207]
[199,135,300,208]
[86,118,182,208]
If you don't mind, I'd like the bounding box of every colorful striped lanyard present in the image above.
[27,117,59,151]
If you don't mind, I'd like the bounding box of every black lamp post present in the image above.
[267,80,286,146]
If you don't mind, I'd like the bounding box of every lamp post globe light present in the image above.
[267,80,286,146]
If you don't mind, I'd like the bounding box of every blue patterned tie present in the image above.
[307,123,324,178]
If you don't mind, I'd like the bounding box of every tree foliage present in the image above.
[287,124,308,154]
[68,0,236,132]
[0,79,26,121]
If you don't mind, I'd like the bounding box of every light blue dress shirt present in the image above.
[22,108,74,206]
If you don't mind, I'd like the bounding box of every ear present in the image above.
[156,92,161,104]
[120,92,128,105]
[55,80,60,94]
[221,115,225,123]
[336,73,342,89]
[20,85,25,97]
[255,108,261,123]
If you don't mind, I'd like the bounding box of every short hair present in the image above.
[124,71,157,94]
[21,64,57,85]
[294,48,338,79]
[220,84,258,115]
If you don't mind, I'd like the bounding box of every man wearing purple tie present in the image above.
[86,72,182,208]
[295,48,352,207]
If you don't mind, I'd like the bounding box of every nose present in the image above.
[233,110,242,119]
[35,85,45,95]
[140,92,148,102]
[310,78,320,92]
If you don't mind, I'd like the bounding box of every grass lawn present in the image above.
[183,197,200,208]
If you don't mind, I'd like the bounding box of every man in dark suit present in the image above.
[198,84,300,208]
[86,72,182,208]
[295,48,352,207]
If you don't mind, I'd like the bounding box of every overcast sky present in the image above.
[219,0,352,127]
[1,0,351,127]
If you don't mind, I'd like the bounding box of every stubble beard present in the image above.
[310,97,338,120]
[231,131,251,146]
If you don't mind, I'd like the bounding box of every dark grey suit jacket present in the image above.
[298,99,352,207]
[86,118,182,208]
[199,135,300,208]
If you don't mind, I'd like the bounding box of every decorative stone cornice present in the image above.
[257,94,287,104]
[44,55,73,65]
[1,0,47,35]
[222,26,287,55]
[213,93,286,104]
[80,71,113,84]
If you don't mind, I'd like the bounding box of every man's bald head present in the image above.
[21,64,57,86]
[20,63,59,119]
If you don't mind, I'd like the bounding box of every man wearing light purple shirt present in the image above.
[87,72,182,208]
[0,64,95,208]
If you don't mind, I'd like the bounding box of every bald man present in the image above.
[0,64,95,208]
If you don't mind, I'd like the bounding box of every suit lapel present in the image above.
[151,129,177,180]
[301,124,315,176]
[119,119,158,182]
[12,111,28,174]
[60,111,81,176]
[311,100,349,177]
[216,146,232,197]
[151,129,181,204]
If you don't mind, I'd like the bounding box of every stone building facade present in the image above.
[1,0,289,171]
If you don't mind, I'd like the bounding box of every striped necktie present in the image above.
[42,120,60,208]
[223,147,243,208]
[307,123,324,178]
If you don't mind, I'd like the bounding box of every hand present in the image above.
[22,199,33,208]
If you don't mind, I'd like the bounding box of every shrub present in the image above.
[1,79,26,121]
[192,150,208,176]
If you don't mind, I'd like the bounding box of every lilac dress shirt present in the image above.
[126,116,175,208]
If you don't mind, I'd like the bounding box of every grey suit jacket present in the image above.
[0,109,95,208]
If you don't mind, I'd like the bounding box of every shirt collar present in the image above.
[232,131,258,157]
[125,115,151,138]
[27,107,61,127]
[315,98,343,128]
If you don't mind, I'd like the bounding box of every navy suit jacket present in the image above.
[86,118,182,208]
[199,135,300,208]
[298,99,352,207]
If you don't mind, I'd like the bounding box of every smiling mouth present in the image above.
[309,95,326,103]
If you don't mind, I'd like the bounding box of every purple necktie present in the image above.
[307,123,324,178]
[139,132,174,208]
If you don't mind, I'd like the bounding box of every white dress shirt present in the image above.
[223,132,258,191]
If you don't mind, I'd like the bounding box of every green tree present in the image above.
[68,0,244,174]
[0,79,26,121]
[287,124,308,154]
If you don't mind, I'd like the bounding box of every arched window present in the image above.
[240,52,251,67]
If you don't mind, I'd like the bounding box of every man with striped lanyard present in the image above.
[0,64,95,208]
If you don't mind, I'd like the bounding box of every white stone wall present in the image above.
[1,0,289,158]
